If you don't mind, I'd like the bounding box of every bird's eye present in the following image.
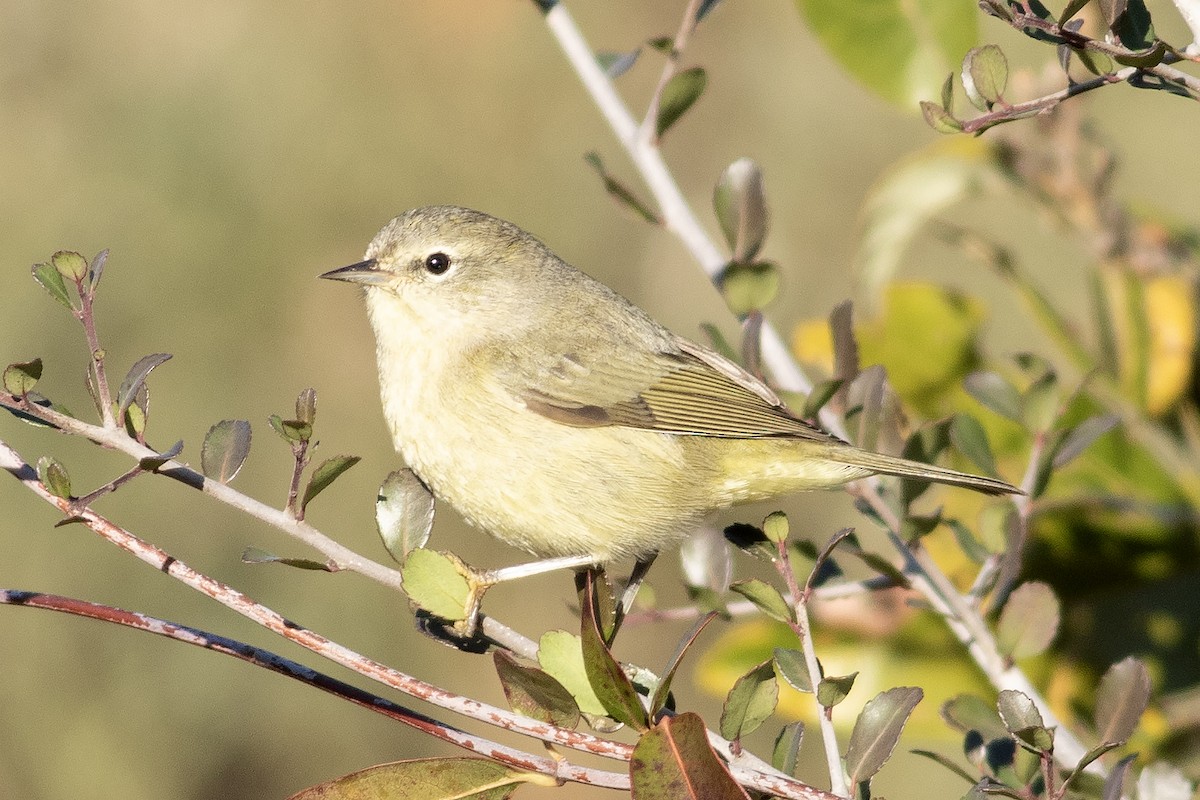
[424,252,452,275]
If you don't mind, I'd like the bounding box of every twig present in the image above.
[0,436,824,800]
[0,589,627,790]
[0,395,536,656]
[640,0,704,143]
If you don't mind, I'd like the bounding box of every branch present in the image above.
[0,589,628,790]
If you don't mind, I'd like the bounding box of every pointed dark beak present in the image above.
[319,258,385,285]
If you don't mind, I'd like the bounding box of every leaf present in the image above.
[36,456,71,500]
[772,647,813,693]
[493,650,580,729]
[138,440,183,471]
[961,45,1008,110]
[964,371,1023,422]
[1102,754,1137,800]
[286,757,537,800]
[88,249,108,291]
[772,722,805,777]
[31,262,75,310]
[1021,372,1060,433]
[817,672,858,708]
[295,387,317,425]
[997,690,1054,753]
[1095,656,1150,745]
[911,749,978,786]
[719,262,779,316]
[400,549,470,621]
[1053,413,1119,468]
[949,413,997,476]
[845,686,923,785]
[269,415,313,444]
[537,630,607,717]
[201,419,252,483]
[116,353,172,420]
[584,152,661,224]
[996,581,1060,660]
[655,66,707,139]
[630,712,750,800]
[300,455,361,514]
[713,158,769,262]
[796,0,977,108]
[761,511,789,544]
[241,547,332,572]
[729,579,793,623]
[941,694,1010,741]
[3,359,43,396]
[920,101,964,134]
[580,575,649,730]
[596,48,640,79]
[802,378,843,419]
[723,523,776,563]
[51,250,88,282]
[946,519,994,564]
[719,659,778,741]
[650,612,719,716]
[376,468,436,564]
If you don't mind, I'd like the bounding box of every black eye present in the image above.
[424,252,451,275]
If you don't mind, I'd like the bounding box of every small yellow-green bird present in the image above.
[322,206,1016,581]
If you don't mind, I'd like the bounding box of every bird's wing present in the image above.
[489,335,842,443]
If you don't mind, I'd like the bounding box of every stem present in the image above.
[640,0,703,143]
[78,286,116,428]
[777,537,849,797]
[0,589,628,790]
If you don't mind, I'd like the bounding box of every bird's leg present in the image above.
[451,554,601,636]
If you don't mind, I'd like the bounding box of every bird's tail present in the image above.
[828,447,1021,496]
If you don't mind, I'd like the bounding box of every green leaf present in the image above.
[268,415,312,444]
[946,519,994,564]
[719,660,778,741]
[493,650,580,729]
[1094,656,1150,745]
[376,468,435,564]
[200,419,252,483]
[584,152,661,224]
[845,686,923,785]
[116,353,172,421]
[596,48,640,79]
[772,647,813,693]
[996,581,1060,660]
[950,413,997,476]
[295,387,317,425]
[920,101,964,134]
[630,712,750,800]
[3,359,43,396]
[713,158,769,262]
[300,455,361,514]
[655,66,707,138]
[87,249,108,291]
[51,250,89,282]
[719,261,779,316]
[31,262,75,310]
[941,694,1010,741]
[796,0,977,108]
[1052,413,1119,468]
[772,722,805,777]
[138,440,183,471]
[729,579,793,623]
[580,575,648,730]
[762,511,788,544]
[817,672,857,708]
[36,456,71,500]
[241,547,332,572]
[400,549,469,621]
[723,523,776,562]
[997,690,1054,753]
[537,630,607,717]
[964,371,1023,422]
[285,757,532,800]
[961,45,1008,110]
[854,139,1001,301]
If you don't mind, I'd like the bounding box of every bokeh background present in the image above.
[1,2,1197,798]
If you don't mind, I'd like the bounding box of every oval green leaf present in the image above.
[36,455,71,500]
[301,455,362,514]
[537,630,607,717]
[997,581,1060,660]
[31,262,75,310]
[400,549,469,621]
[201,419,252,483]
[719,659,778,741]
[1094,656,1150,746]
[713,158,769,262]
[719,261,779,316]
[493,650,580,729]
[286,757,534,800]
[655,67,707,139]
[630,712,750,800]
[376,468,436,564]
[729,579,793,623]
[3,359,43,396]
[845,686,924,785]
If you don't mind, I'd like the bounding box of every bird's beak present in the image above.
[319,258,386,285]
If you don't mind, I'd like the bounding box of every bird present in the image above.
[321,206,1017,597]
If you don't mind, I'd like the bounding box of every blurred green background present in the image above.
[2,2,1197,798]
